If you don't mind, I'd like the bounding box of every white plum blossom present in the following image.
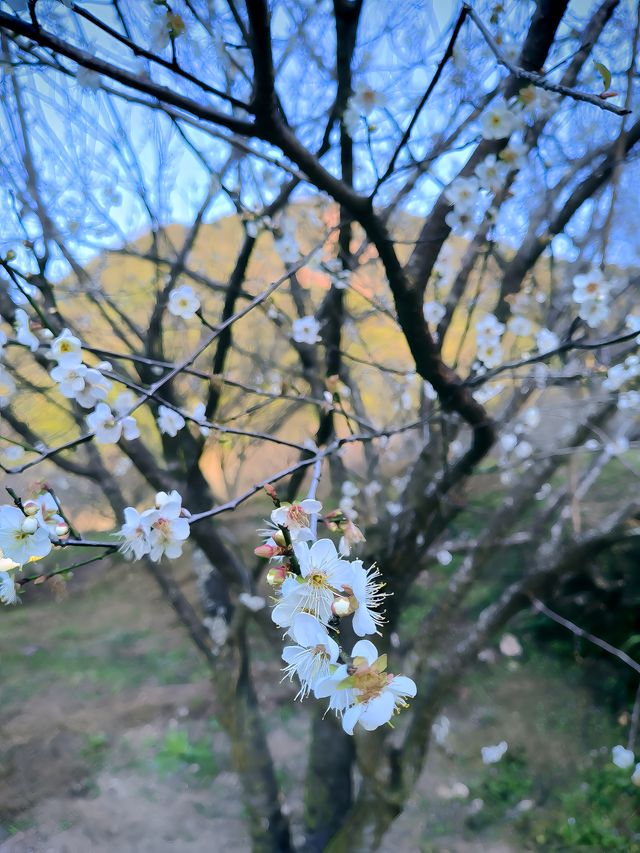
[314,661,359,718]
[292,316,321,345]
[499,139,529,171]
[14,309,39,352]
[536,327,560,353]
[423,301,446,325]
[475,154,509,192]
[0,571,17,605]
[343,560,386,636]
[157,404,186,437]
[445,176,481,212]
[168,285,200,320]
[477,339,503,368]
[49,329,83,365]
[148,492,190,561]
[0,506,52,566]
[632,763,640,786]
[50,363,89,399]
[611,745,635,769]
[281,613,339,699]
[517,85,558,118]
[74,367,112,408]
[476,314,505,342]
[445,207,475,235]
[603,355,640,392]
[86,403,139,444]
[572,270,609,304]
[481,741,508,764]
[117,507,154,560]
[271,499,322,543]
[113,389,137,416]
[335,640,416,735]
[271,538,353,627]
[572,271,611,328]
[579,299,610,329]
[0,367,16,407]
[349,80,386,116]
[480,100,520,140]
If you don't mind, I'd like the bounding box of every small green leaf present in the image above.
[594,61,612,92]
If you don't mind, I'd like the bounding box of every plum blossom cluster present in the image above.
[46,328,141,445]
[475,313,505,368]
[45,326,192,442]
[0,492,70,606]
[256,489,416,734]
[342,81,386,136]
[445,87,557,237]
[117,490,191,562]
[572,269,611,329]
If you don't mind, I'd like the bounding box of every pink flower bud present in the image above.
[264,484,279,503]
[254,543,278,559]
[266,565,288,586]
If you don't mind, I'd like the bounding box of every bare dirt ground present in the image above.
[0,559,626,853]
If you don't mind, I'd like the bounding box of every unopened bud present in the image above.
[331,596,354,618]
[264,483,278,503]
[273,530,287,547]
[23,500,39,516]
[266,565,287,586]
[55,522,69,538]
[255,543,277,559]
[21,516,39,534]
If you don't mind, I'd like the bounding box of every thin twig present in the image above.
[530,596,640,675]
[464,3,630,116]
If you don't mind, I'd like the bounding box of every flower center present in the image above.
[287,506,310,528]
[307,570,327,588]
[353,666,390,702]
